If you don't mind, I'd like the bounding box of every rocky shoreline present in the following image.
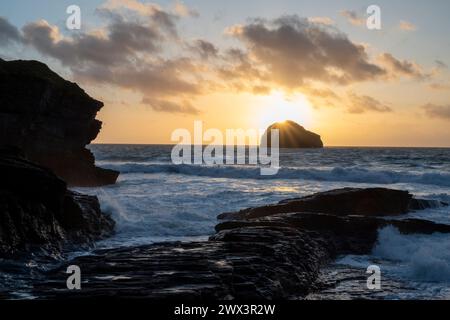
[0,149,448,299]
[0,59,117,258]
[0,149,115,258]
[29,188,448,300]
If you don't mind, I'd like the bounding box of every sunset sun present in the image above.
[258,91,313,130]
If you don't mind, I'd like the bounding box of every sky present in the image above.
[1,0,449,146]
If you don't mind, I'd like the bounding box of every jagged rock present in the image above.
[0,59,118,186]
[0,151,115,257]
[218,188,447,220]
[262,120,323,148]
[216,212,450,256]
[409,197,448,210]
[35,226,329,300]
[30,188,450,300]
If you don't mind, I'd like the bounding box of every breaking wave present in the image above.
[373,226,450,282]
[100,162,450,187]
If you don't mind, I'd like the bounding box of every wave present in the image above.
[373,226,450,283]
[99,162,450,187]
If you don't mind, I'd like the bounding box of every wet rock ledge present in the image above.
[35,188,448,300]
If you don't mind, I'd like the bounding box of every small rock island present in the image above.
[262,120,324,148]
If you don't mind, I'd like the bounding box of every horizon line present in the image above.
[90,143,450,149]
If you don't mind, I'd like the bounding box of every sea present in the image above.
[2,145,450,299]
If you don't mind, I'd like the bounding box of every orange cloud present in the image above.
[399,20,417,31]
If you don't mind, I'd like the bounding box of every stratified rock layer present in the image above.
[0,59,118,186]
[218,187,443,220]
[0,150,115,257]
[33,188,449,300]
[36,228,329,300]
[262,120,324,148]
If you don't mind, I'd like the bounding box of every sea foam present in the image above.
[99,162,450,187]
[373,226,450,282]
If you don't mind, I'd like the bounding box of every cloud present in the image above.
[347,92,392,114]
[217,47,266,84]
[219,15,430,113]
[340,10,365,26]
[16,2,203,116]
[1,8,434,117]
[422,104,450,120]
[142,97,199,114]
[22,19,161,66]
[173,0,199,18]
[378,53,429,80]
[252,85,271,95]
[303,87,341,109]
[100,0,159,13]
[189,39,218,59]
[0,16,21,45]
[74,57,201,97]
[226,15,385,88]
[435,60,448,69]
[399,20,417,31]
[428,83,450,91]
[98,0,180,37]
[308,16,335,26]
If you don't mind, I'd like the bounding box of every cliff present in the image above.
[0,148,115,257]
[0,58,118,186]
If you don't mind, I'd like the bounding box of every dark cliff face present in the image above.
[0,59,118,186]
[0,149,115,257]
[262,120,324,148]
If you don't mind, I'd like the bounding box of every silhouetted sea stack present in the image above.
[262,120,323,148]
[0,59,118,186]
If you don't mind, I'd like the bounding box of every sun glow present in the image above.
[257,91,313,130]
